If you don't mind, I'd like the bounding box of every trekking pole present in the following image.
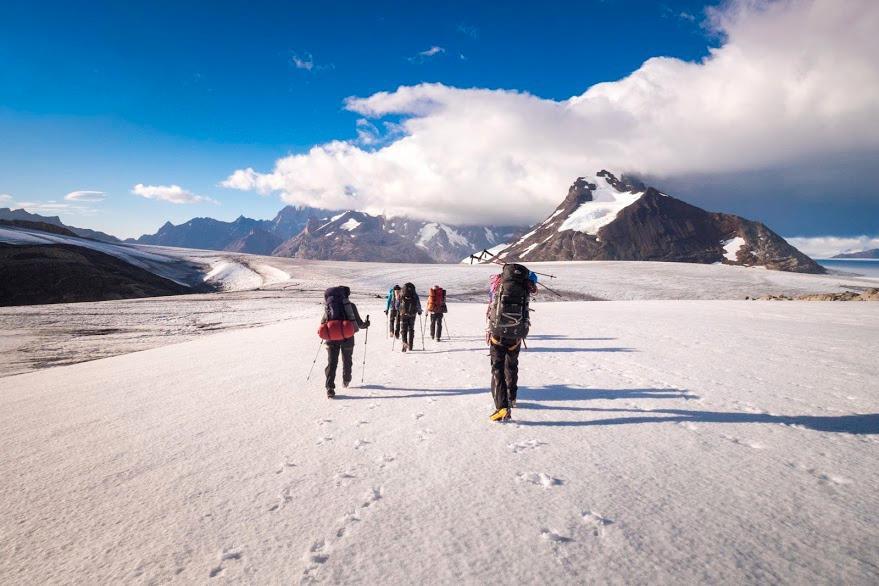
[361,316,369,383]
[538,282,564,298]
[419,314,425,350]
[306,340,324,382]
[386,312,389,338]
[443,316,451,340]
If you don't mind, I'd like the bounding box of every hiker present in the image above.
[397,282,422,352]
[384,284,402,338]
[318,286,370,398]
[426,285,448,341]
[486,265,538,421]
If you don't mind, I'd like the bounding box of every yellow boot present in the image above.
[489,407,510,422]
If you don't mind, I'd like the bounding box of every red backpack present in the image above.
[428,286,446,313]
[318,286,356,341]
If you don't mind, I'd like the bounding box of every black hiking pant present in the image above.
[325,337,354,390]
[429,313,443,339]
[400,315,416,349]
[389,309,400,338]
[490,338,521,410]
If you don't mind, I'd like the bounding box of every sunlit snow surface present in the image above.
[1,294,877,584]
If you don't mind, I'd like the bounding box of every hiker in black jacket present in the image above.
[397,282,422,352]
[486,265,537,421]
[320,286,369,398]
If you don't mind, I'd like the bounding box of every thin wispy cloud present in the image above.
[132,184,217,205]
[292,53,314,71]
[291,52,333,73]
[0,193,12,204]
[409,46,445,63]
[456,23,479,39]
[64,190,105,202]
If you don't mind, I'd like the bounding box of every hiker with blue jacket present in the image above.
[319,286,370,398]
[384,284,402,338]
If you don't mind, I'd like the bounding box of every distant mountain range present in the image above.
[127,206,521,263]
[833,249,879,259]
[3,173,824,272]
[496,170,824,273]
[0,208,121,243]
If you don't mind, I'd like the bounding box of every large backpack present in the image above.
[319,286,356,341]
[399,282,418,317]
[488,264,531,340]
[427,286,446,313]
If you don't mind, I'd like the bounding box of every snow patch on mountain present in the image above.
[723,237,746,262]
[557,176,643,235]
[340,218,361,231]
[417,223,470,249]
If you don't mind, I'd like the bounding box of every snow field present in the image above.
[1,300,877,584]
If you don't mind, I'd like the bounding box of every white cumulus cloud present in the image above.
[64,190,105,202]
[224,0,879,226]
[132,184,217,205]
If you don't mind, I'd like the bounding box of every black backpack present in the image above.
[489,264,531,339]
[399,282,418,316]
[324,286,351,321]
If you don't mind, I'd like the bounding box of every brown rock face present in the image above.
[499,171,824,274]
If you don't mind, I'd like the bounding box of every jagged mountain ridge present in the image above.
[272,211,436,263]
[0,208,121,243]
[130,205,524,263]
[498,170,824,273]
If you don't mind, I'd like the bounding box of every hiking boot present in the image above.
[510,400,517,408]
[342,379,350,388]
[326,388,336,399]
[503,409,512,421]
[402,343,409,352]
[489,407,510,422]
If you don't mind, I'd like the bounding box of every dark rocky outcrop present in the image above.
[0,244,197,306]
[499,171,824,274]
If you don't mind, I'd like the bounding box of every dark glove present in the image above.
[418,310,423,315]
[383,309,388,315]
[363,320,371,328]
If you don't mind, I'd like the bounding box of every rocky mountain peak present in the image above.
[497,171,823,273]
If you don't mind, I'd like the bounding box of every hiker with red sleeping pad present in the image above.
[318,285,370,398]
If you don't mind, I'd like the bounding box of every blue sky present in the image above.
[1,0,876,242]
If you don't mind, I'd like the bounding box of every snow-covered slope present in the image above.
[1,300,877,583]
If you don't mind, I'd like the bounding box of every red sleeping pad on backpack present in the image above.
[318,320,356,341]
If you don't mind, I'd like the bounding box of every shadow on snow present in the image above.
[515,386,879,435]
